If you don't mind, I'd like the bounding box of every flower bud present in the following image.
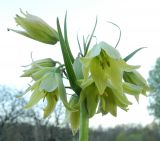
[123,70,149,95]
[32,58,57,68]
[9,10,59,45]
[21,58,56,80]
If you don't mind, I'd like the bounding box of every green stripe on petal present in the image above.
[90,57,108,94]
[100,42,121,59]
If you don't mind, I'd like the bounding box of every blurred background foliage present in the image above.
[1,67,160,141]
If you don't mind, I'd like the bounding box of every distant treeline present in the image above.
[0,86,160,141]
[0,122,160,141]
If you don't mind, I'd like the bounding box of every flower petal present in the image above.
[43,89,58,118]
[24,90,46,108]
[40,72,58,92]
[90,57,108,94]
[100,42,121,59]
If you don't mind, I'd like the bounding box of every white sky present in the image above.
[1,0,160,128]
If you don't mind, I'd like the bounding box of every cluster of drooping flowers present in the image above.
[10,10,149,134]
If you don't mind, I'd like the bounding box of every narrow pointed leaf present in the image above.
[57,18,81,94]
[124,47,146,62]
[64,12,74,63]
[83,36,87,54]
[77,35,83,56]
[84,17,97,56]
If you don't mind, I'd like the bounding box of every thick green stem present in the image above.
[79,100,89,141]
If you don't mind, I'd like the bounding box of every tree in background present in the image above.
[0,85,37,140]
[0,86,35,127]
[148,57,160,122]
[0,85,68,141]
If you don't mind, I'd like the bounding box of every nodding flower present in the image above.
[79,41,148,116]
[21,58,59,118]
[9,10,59,45]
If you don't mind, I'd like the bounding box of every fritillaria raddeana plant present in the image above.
[9,10,149,141]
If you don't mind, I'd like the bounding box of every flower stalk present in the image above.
[79,100,89,141]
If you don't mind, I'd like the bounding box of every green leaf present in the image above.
[57,18,81,94]
[107,21,122,48]
[124,47,146,62]
[83,36,87,54]
[64,12,74,63]
[84,17,97,56]
[77,34,83,56]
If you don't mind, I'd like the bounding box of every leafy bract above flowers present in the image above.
[9,10,59,45]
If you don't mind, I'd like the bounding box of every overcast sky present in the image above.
[1,0,160,128]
